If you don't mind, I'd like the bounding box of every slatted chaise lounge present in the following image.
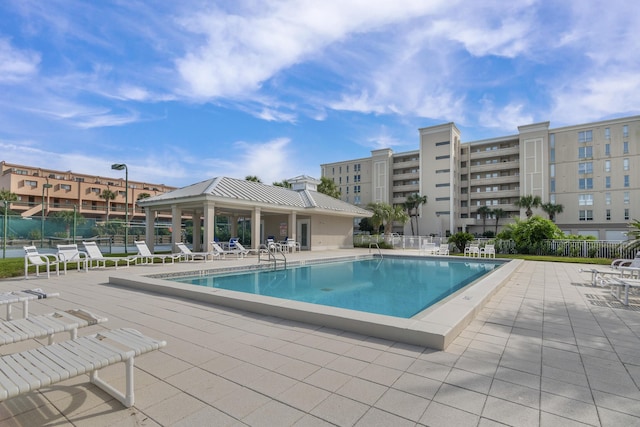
[56,244,88,273]
[0,309,107,346]
[175,242,217,262]
[135,241,181,264]
[82,241,138,269]
[0,328,166,408]
[0,289,59,321]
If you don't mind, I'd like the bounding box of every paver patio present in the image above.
[0,250,638,426]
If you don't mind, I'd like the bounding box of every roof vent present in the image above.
[288,175,320,192]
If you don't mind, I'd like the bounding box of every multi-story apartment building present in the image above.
[0,161,175,223]
[321,115,639,240]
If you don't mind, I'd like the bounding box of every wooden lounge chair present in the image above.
[0,328,166,408]
[175,242,217,262]
[0,308,107,346]
[135,241,181,264]
[82,241,138,269]
[56,244,88,273]
[24,246,61,279]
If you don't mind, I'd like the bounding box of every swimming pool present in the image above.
[171,257,501,318]
[109,253,522,349]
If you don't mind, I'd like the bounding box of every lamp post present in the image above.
[41,182,53,248]
[111,163,128,254]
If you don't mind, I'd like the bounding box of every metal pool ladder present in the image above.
[369,242,383,259]
[259,243,287,270]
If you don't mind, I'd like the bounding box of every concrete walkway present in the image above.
[0,251,638,426]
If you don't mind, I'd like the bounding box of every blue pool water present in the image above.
[171,257,502,318]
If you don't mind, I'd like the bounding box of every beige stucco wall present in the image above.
[310,214,354,250]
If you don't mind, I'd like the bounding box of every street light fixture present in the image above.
[41,182,53,248]
[111,163,128,254]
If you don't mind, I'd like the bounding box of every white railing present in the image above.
[354,235,636,259]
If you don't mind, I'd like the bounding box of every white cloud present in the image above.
[225,137,294,184]
[175,1,448,99]
[478,97,534,130]
[0,38,40,82]
[550,71,640,124]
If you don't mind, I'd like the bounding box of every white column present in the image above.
[289,211,297,241]
[230,214,238,238]
[171,205,182,249]
[251,207,261,250]
[192,210,202,251]
[145,208,155,252]
[204,202,215,251]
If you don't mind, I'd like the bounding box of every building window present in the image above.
[354,175,361,182]
[624,175,630,187]
[605,144,611,156]
[625,209,630,220]
[623,124,629,138]
[624,192,630,204]
[435,183,450,187]
[605,160,611,172]
[436,169,450,173]
[624,158,629,171]
[550,133,555,163]
[578,146,593,158]
[606,209,611,220]
[60,184,71,191]
[346,165,349,173]
[346,186,349,194]
[605,176,611,189]
[550,164,555,178]
[579,194,593,206]
[623,141,629,154]
[579,178,593,190]
[339,166,342,174]
[579,210,593,221]
[339,177,342,184]
[435,155,450,160]
[605,127,610,139]
[605,192,611,205]
[25,180,37,187]
[354,185,360,193]
[435,141,450,146]
[578,162,593,174]
[354,195,361,204]
[578,130,593,143]
[550,179,555,193]
[346,176,349,183]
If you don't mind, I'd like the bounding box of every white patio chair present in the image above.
[135,241,181,264]
[24,246,60,279]
[175,242,217,261]
[480,244,495,258]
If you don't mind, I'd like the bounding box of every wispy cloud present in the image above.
[0,38,40,82]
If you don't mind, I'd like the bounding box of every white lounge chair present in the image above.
[0,289,59,320]
[82,241,138,269]
[596,276,640,306]
[56,244,88,273]
[135,241,181,264]
[480,244,495,258]
[420,242,437,255]
[233,241,251,256]
[612,251,640,278]
[175,242,217,261]
[464,243,480,257]
[284,238,300,253]
[438,244,450,255]
[211,241,246,259]
[24,246,61,279]
[0,328,166,408]
[0,308,107,346]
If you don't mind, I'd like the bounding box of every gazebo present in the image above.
[136,175,372,252]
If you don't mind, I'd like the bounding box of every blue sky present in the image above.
[1,0,639,187]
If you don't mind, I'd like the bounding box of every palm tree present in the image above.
[317,177,341,199]
[514,195,542,218]
[492,208,506,235]
[51,210,86,238]
[367,202,409,235]
[476,206,492,234]
[272,180,292,188]
[0,188,18,214]
[100,189,117,222]
[245,175,262,183]
[541,202,564,222]
[403,193,427,236]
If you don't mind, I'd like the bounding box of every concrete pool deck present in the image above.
[0,249,639,426]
